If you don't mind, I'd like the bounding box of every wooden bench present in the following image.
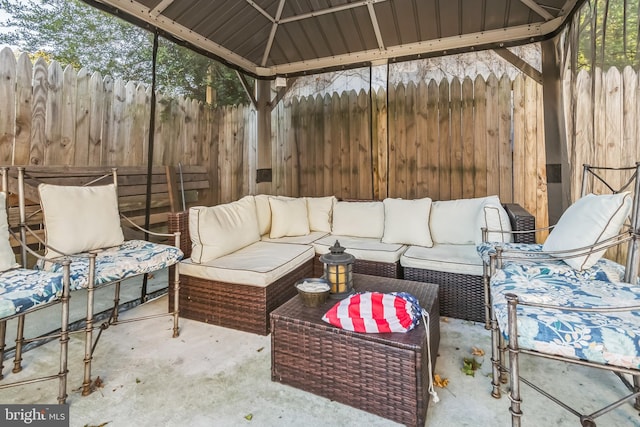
[4,165,210,249]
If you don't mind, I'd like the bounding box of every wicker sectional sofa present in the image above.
[168,194,535,334]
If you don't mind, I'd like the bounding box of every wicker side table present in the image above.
[271,274,439,427]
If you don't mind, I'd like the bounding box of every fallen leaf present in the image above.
[93,376,104,389]
[244,413,253,421]
[433,374,449,388]
[84,423,109,427]
[441,317,449,323]
[256,347,264,352]
[462,357,482,376]
[471,347,485,357]
[135,378,141,384]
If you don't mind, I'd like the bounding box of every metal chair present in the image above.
[13,166,182,396]
[0,167,71,404]
[485,163,640,426]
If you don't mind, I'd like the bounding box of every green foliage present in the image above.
[576,0,640,70]
[0,0,252,105]
[461,357,481,377]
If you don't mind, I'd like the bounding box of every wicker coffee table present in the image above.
[270,274,439,427]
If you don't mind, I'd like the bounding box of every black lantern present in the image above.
[319,241,355,299]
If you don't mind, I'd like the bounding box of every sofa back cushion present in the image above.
[189,195,260,263]
[39,183,125,259]
[542,192,632,270]
[306,196,336,232]
[269,197,310,238]
[332,201,385,239]
[0,193,18,271]
[382,197,433,247]
[254,194,294,236]
[430,197,488,244]
[477,195,513,243]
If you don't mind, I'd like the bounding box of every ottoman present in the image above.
[270,273,440,427]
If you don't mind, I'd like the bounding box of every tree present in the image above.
[576,0,640,70]
[0,0,252,105]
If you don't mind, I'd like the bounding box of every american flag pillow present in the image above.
[322,292,422,333]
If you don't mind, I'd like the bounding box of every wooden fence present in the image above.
[0,46,557,236]
[273,75,550,238]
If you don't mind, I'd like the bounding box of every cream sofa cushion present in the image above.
[313,235,406,263]
[189,195,260,263]
[179,242,314,287]
[430,196,492,245]
[0,193,18,271]
[306,196,336,232]
[269,197,310,238]
[400,244,483,276]
[39,183,124,259]
[254,194,294,236]
[430,198,480,245]
[332,201,385,239]
[542,192,632,270]
[382,197,433,247]
[477,196,512,243]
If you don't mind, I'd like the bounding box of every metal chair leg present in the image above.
[172,263,180,338]
[57,262,71,404]
[0,320,5,380]
[12,315,25,373]
[82,253,97,396]
[506,294,523,427]
[490,307,502,399]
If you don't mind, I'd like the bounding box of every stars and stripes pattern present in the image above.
[322,291,422,333]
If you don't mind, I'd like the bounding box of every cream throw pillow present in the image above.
[382,198,433,247]
[0,193,18,271]
[269,197,310,238]
[254,194,294,236]
[306,196,335,232]
[542,192,632,270]
[476,196,513,243]
[430,197,489,244]
[39,183,125,259]
[189,195,261,263]
[332,201,385,239]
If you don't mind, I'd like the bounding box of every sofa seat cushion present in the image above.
[0,268,65,318]
[401,244,483,276]
[261,231,328,245]
[491,262,640,369]
[43,240,184,290]
[179,241,314,287]
[313,235,406,263]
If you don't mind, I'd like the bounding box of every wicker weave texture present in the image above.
[169,260,313,335]
[504,203,536,244]
[271,274,439,427]
[312,255,401,279]
[403,267,484,322]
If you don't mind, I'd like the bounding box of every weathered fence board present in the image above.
[1,50,604,237]
[0,48,16,164]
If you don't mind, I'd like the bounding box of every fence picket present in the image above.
[0,47,17,164]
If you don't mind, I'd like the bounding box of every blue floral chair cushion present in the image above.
[477,242,626,282]
[41,240,183,290]
[491,261,640,369]
[0,268,65,318]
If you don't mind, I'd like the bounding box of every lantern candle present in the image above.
[319,241,355,299]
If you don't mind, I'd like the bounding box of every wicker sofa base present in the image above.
[313,254,401,278]
[169,259,313,335]
[403,266,484,323]
[271,274,439,427]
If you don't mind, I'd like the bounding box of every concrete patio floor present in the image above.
[1,279,639,427]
